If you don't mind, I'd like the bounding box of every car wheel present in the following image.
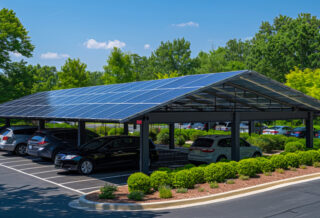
[79,159,94,175]
[216,155,227,162]
[15,144,27,156]
[252,152,262,158]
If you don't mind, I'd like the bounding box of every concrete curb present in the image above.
[77,172,320,211]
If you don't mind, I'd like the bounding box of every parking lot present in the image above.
[0,146,188,195]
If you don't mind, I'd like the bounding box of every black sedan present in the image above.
[54,136,159,174]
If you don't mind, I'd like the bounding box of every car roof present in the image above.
[6,125,38,130]
[35,128,78,134]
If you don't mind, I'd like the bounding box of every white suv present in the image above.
[188,135,262,164]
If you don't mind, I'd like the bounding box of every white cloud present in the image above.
[173,21,199,28]
[84,39,126,49]
[243,36,253,41]
[40,52,70,59]
[10,52,22,58]
[144,44,150,50]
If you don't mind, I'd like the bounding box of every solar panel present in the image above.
[0,71,247,122]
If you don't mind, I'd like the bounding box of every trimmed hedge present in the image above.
[297,151,313,166]
[256,157,274,173]
[285,153,300,168]
[150,171,170,191]
[172,170,195,189]
[270,155,289,169]
[237,159,259,177]
[204,162,236,182]
[127,172,151,194]
[284,141,305,152]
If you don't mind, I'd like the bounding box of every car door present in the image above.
[106,138,134,166]
[217,138,232,160]
[240,139,252,159]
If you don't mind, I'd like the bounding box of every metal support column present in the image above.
[248,121,254,135]
[306,112,314,148]
[5,118,10,127]
[78,121,86,147]
[38,120,45,130]
[124,123,129,135]
[169,123,175,149]
[231,112,240,161]
[140,117,150,174]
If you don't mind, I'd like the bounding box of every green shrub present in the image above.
[306,150,320,163]
[269,135,287,150]
[300,164,307,169]
[289,166,297,171]
[204,162,236,183]
[176,188,188,193]
[237,159,259,177]
[99,184,117,199]
[150,171,170,191]
[198,187,205,192]
[284,141,305,152]
[127,191,144,201]
[256,157,274,173]
[285,137,300,144]
[313,162,320,168]
[239,175,249,180]
[285,153,300,168]
[175,135,186,146]
[270,155,289,169]
[264,171,272,176]
[149,128,158,141]
[172,170,195,189]
[108,128,124,136]
[127,172,151,194]
[157,167,172,173]
[247,137,273,153]
[226,179,235,184]
[159,186,173,199]
[183,163,196,169]
[189,167,205,184]
[275,168,284,174]
[190,131,206,141]
[297,151,313,166]
[156,130,169,144]
[210,181,219,189]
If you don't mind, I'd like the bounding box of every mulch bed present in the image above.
[86,166,320,203]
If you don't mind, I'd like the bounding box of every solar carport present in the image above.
[1,70,320,173]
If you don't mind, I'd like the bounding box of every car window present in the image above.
[192,138,214,148]
[1,129,11,136]
[13,128,37,135]
[30,134,46,142]
[53,133,65,140]
[240,139,250,147]
[80,138,111,151]
[218,138,232,147]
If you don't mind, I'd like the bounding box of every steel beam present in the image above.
[140,117,150,174]
[231,112,240,161]
[78,121,86,147]
[169,123,175,149]
[306,112,314,148]
[124,123,129,135]
[248,121,255,135]
[38,120,45,130]
[5,118,10,127]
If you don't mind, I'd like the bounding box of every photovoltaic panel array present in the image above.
[0,71,247,122]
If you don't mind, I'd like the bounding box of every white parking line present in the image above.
[10,162,49,167]
[78,186,103,191]
[20,165,54,171]
[60,173,132,185]
[0,159,34,164]
[44,175,65,179]
[0,163,85,194]
[31,169,62,175]
[0,157,21,161]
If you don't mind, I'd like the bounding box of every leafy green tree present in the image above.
[56,58,90,89]
[247,13,320,82]
[103,48,135,84]
[0,9,34,69]
[31,65,57,93]
[149,38,198,77]
[88,71,104,86]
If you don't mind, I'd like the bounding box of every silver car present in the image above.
[188,135,262,164]
[0,126,38,155]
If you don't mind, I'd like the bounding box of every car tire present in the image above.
[51,150,59,162]
[252,152,262,158]
[15,144,27,156]
[79,159,94,175]
[216,155,227,162]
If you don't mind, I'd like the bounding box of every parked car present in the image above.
[182,123,206,130]
[315,130,320,138]
[26,128,99,161]
[188,135,262,164]
[262,126,292,136]
[215,122,232,131]
[0,126,38,155]
[54,136,159,175]
[290,127,316,138]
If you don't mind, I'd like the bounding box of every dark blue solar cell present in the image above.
[187,71,245,87]
[126,90,172,103]
[86,104,137,119]
[156,75,207,89]
[146,87,198,103]
[72,104,115,118]
[110,104,158,120]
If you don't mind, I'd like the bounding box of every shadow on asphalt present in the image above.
[0,184,169,217]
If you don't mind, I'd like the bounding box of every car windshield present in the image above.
[293,127,305,131]
[192,138,214,148]
[0,129,10,136]
[270,126,281,130]
[30,135,45,142]
[79,138,112,151]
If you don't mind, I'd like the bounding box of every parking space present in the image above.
[0,151,134,195]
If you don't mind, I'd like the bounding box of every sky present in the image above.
[1,0,320,71]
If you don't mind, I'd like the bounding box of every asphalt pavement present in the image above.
[2,160,320,218]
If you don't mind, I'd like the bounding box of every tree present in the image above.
[247,13,320,82]
[88,71,104,86]
[103,48,135,84]
[149,38,198,77]
[56,58,90,89]
[31,65,57,93]
[285,67,320,99]
[0,9,34,69]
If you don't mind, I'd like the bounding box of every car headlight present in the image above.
[38,147,44,151]
[64,155,79,160]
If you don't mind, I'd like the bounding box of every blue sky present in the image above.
[1,0,320,71]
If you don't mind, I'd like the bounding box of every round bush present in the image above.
[190,131,206,141]
[297,151,313,166]
[149,128,158,141]
[190,167,205,184]
[306,150,320,163]
[285,153,300,168]
[172,170,195,189]
[256,157,274,173]
[156,131,169,144]
[237,159,259,177]
[108,128,124,136]
[150,171,170,191]
[284,141,304,153]
[175,136,186,146]
[247,137,273,153]
[127,172,151,194]
[204,162,236,182]
[270,155,289,169]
